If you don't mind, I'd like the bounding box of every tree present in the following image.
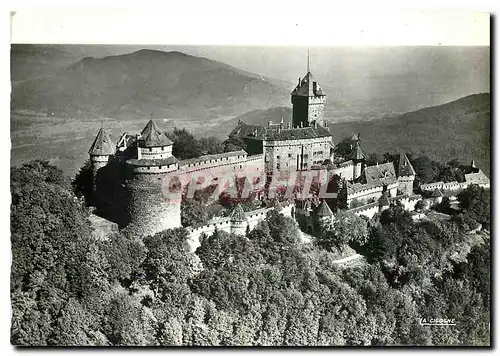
[167,127,202,159]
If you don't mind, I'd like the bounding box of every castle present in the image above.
[87,65,489,245]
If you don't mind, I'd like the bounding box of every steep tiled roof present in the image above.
[348,140,366,160]
[291,71,326,97]
[465,169,490,185]
[230,121,331,141]
[398,153,416,177]
[127,156,179,166]
[315,200,333,217]
[264,125,332,141]
[346,180,383,194]
[89,128,115,156]
[229,121,267,139]
[230,204,247,222]
[140,119,173,147]
[364,162,397,185]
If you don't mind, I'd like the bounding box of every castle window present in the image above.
[277,155,280,160]
[277,163,280,169]
[159,166,162,169]
[288,153,292,158]
[149,147,152,152]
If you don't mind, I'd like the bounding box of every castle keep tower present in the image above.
[291,71,326,128]
[89,127,115,191]
[125,119,181,237]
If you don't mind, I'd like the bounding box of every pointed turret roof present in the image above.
[315,200,333,217]
[431,188,443,198]
[398,153,416,177]
[140,119,173,147]
[291,72,325,97]
[348,139,366,160]
[378,193,390,207]
[230,204,247,222]
[89,127,115,156]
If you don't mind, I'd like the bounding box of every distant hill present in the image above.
[328,93,491,176]
[11,49,290,120]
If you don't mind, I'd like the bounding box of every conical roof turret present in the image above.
[89,127,115,156]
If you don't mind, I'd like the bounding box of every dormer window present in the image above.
[313,81,317,94]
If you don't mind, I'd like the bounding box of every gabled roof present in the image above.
[89,127,115,156]
[140,119,173,147]
[364,162,397,185]
[431,188,443,197]
[348,140,366,160]
[230,204,247,222]
[291,71,326,97]
[315,200,333,217]
[398,153,416,177]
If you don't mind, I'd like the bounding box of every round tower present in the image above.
[230,204,248,236]
[125,119,182,237]
[88,127,115,191]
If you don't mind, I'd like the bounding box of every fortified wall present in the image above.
[346,193,422,219]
